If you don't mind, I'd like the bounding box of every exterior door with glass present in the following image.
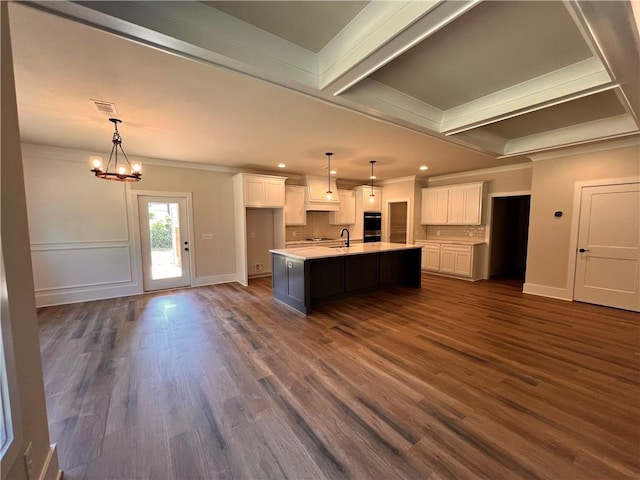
[138,195,191,291]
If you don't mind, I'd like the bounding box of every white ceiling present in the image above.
[7,1,640,183]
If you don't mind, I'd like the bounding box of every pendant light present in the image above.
[325,152,333,200]
[369,160,376,203]
[90,118,142,182]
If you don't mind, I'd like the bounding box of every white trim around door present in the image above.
[132,191,195,291]
[566,177,640,306]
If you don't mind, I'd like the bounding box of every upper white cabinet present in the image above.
[240,174,286,207]
[421,182,483,225]
[357,185,383,212]
[285,186,306,225]
[421,188,449,224]
[330,190,356,225]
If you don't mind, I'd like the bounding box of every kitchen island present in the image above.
[270,242,421,314]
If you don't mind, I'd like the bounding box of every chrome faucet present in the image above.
[340,228,350,247]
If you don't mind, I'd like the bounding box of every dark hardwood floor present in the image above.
[37,274,639,479]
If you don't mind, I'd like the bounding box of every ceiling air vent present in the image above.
[90,99,118,116]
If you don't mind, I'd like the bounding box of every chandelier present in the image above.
[90,118,142,182]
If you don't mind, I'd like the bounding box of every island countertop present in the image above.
[270,242,421,260]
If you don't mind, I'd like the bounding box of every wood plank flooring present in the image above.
[37,274,639,479]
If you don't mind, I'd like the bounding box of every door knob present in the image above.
[579,248,590,253]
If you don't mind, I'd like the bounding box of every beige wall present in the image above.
[20,147,238,305]
[525,141,640,294]
[428,164,533,193]
[131,164,237,281]
[246,208,274,276]
[381,177,417,242]
[1,3,58,478]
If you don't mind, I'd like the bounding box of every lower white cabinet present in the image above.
[440,245,472,277]
[417,241,485,280]
[422,243,441,271]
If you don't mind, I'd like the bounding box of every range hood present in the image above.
[304,175,340,211]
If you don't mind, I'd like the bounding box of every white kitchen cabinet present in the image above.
[232,173,286,286]
[447,183,482,225]
[421,182,483,225]
[359,185,383,213]
[415,240,485,280]
[285,186,306,225]
[422,243,441,271]
[330,190,356,225]
[440,244,472,276]
[421,187,449,224]
[242,174,286,207]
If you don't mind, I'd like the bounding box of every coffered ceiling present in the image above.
[8,1,640,181]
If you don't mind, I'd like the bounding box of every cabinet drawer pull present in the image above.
[287,261,293,268]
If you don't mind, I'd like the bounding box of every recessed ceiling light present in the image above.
[277,163,286,168]
[330,170,337,175]
[419,165,429,171]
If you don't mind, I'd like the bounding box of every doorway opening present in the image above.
[246,208,275,279]
[389,201,408,243]
[489,195,530,284]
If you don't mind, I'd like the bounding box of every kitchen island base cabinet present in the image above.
[271,245,421,314]
[272,255,308,313]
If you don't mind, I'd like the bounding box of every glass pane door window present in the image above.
[138,196,191,291]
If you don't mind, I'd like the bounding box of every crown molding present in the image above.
[426,162,532,182]
[527,136,640,161]
[380,175,417,185]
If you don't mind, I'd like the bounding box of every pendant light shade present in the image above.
[325,152,333,200]
[90,118,142,182]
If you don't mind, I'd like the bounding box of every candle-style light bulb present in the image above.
[90,156,103,171]
[132,162,142,173]
[117,165,127,175]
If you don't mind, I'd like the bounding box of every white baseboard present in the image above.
[39,444,60,480]
[35,284,142,307]
[422,270,478,282]
[192,273,237,287]
[523,283,572,301]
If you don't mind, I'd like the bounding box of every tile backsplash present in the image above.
[425,225,486,241]
[286,211,350,241]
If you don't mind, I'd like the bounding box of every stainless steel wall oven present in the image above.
[363,211,382,243]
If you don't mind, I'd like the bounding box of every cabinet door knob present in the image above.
[579,248,590,253]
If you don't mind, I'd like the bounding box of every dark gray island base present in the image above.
[270,242,422,314]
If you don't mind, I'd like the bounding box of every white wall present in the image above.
[1,4,59,478]
[381,176,417,243]
[524,139,640,299]
[22,145,141,306]
[21,144,238,306]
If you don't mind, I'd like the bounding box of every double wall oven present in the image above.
[363,211,382,243]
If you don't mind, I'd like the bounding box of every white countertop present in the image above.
[271,242,421,260]
[415,239,486,245]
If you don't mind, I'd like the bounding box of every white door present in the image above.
[138,196,191,291]
[574,183,640,311]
